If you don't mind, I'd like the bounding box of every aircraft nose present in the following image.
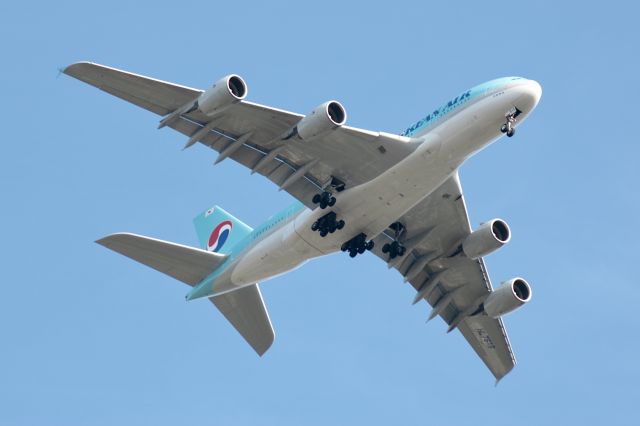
[526,80,542,106]
[516,79,542,113]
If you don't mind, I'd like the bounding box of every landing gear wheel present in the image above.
[312,211,344,236]
[314,191,336,210]
[500,124,508,133]
[506,128,515,137]
[342,233,371,258]
[384,239,406,259]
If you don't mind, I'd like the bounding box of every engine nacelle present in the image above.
[462,218,510,259]
[296,101,347,140]
[197,74,247,116]
[484,278,532,318]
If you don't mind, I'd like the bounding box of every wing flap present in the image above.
[169,116,321,208]
[96,232,227,286]
[209,284,275,356]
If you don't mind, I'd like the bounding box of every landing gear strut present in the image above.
[500,107,522,138]
[341,233,374,258]
[382,221,406,259]
[311,211,345,237]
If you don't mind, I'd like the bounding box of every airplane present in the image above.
[64,62,541,381]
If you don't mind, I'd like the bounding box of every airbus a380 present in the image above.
[65,62,541,381]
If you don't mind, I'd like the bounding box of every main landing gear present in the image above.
[312,191,336,209]
[341,233,374,258]
[500,107,522,138]
[311,211,345,237]
[382,222,406,259]
[311,176,346,209]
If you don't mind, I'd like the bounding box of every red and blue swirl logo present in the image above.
[207,220,233,252]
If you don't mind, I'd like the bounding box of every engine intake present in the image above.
[462,218,510,259]
[296,101,347,140]
[484,277,532,318]
[197,74,247,116]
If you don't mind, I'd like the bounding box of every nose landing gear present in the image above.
[382,221,407,259]
[341,233,375,258]
[311,211,345,237]
[500,107,522,138]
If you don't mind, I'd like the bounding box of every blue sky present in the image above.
[2,1,639,424]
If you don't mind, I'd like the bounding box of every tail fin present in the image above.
[193,205,253,255]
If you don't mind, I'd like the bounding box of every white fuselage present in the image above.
[228,80,542,288]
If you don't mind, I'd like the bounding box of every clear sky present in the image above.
[2,1,639,425]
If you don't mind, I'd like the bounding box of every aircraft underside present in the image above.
[65,61,541,380]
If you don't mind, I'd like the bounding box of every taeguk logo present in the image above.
[208,220,233,252]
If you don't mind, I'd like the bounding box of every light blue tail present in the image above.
[193,205,253,255]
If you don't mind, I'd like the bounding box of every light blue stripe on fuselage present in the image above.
[402,76,525,137]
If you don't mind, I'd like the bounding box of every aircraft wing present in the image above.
[64,62,418,208]
[369,173,517,381]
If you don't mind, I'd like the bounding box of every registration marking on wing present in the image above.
[475,328,496,350]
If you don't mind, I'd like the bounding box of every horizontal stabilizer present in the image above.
[96,233,227,286]
[210,284,275,356]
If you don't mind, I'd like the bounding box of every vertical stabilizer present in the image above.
[193,206,253,254]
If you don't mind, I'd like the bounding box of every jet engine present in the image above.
[296,101,347,140]
[462,218,510,259]
[197,74,247,116]
[484,277,532,318]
